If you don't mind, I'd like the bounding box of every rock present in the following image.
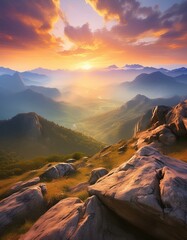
[159,132,176,145]
[166,100,187,136]
[89,168,109,185]
[21,196,148,240]
[82,156,89,161]
[134,109,152,135]
[70,182,89,193]
[9,177,40,194]
[86,163,94,168]
[40,166,59,180]
[40,163,75,180]
[56,163,75,177]
[89,146,187,240]
[0,185,46,234]
[100,145,111,153]
[136,125,176,149]
[118,144,127,153]
[39,184,47,195]
[151,106,171,126]
[66,158,76,163]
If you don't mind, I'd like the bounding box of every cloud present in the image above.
[85,0,187,47]
[60,0,187,66]
[64,23,93,46]
[0,0,62,49]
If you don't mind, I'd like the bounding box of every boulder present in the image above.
[89,146,187,240]
[166,100,187,136]
[151,106,171,126]
[21,196,148,240]
[89,167,109,185]
[40,166,59,180]
[0,185,46,234]
[40,163,75,180]
[9,177,40,194]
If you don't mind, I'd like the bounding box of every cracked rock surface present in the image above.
[20,195,148,240]
[89,146,187,240]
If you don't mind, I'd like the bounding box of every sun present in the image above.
[81,62,92,70]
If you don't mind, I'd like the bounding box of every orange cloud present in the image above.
[0,0,62,49]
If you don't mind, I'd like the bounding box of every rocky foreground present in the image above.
[15,146,187,240]
[1,100,187,239]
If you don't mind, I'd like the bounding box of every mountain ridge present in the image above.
[0,112,102,158]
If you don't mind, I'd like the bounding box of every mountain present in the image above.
[0,112,102,158]
[0,73,60,99]
[119,71,187,99]
[168,67,187,77]
[0,72,26,92]
[0,89,84,128]
[0,67,15,75]
[174,74,187,84]
[29,85,60,99]
[20,71,49,86]
[77,94,184,144]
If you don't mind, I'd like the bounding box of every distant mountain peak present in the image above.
[107,65,119,70]
[13,71,21,77]
[12,71,24,82]
[0,72,25,92]
[133,94,150,101]
[124,64,144,70]
[7,112,42,139]
[133,71,173,83]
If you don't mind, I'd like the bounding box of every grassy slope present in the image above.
[1,137,187,240]
[0,116,103,159]
[165,138,187,162]
[0,140,134,240]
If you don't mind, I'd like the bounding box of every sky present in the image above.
[0,0,187,71]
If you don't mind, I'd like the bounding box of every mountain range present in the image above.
[77,94,186,144]
[114,71,187,100]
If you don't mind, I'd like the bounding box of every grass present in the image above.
[165,138,187,162]
[87,140,135,170]
[0,141,135,240]
[1,220,36,240]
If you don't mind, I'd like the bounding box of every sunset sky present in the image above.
[0,0,187,71]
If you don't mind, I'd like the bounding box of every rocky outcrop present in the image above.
[89,167,109,185]
[40,163,76,180]
[151,105,171,126]
[0,185,46,234]
[89,146,187,240]
[166,101,187,136]
[136,125,176,149]
[20,196,148,240]
[135,101,187,149]
[9,177,40,194]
